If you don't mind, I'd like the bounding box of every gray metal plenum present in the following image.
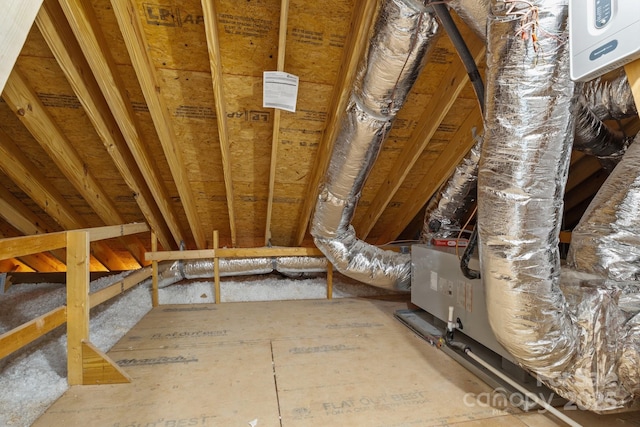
[310,0,440,290]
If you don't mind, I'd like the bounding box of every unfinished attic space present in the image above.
[4,0,640,425]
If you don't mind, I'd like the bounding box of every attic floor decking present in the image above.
[35,298,640,427]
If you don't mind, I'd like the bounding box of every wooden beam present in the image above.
[0,1,44,93]
[58,0,185,248]
[36,0,174,251]
[3,68,145,267]
[565,155,602,193]
[0,306,66,360]
[110,0,205,249]
[213,230,220,304]
[145,246,324,262]
[201,0,237,246]
[66,230,90,386]
[0,229,66,260]
[0,129,125,270]
[356,37,486,238]
[374,107,483,245]
[0,184,55,235]
[265,0,290,245]
[0,230,64,272]
[624,59,640,114]
[294,0,378,246]
[89,266,151,308]
[151,231,158,307]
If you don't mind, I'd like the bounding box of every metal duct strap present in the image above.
[311,0,439,290]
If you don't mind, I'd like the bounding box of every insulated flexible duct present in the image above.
[479,0,577,378]
[573,97,633,167]
[448,0,490,41]
[449,0,633,166]
[310,0,439,290]
[479,0,640,411]
[567,133,640,281]
[582,68,638,121]
[420,131,482,243]
[157,256,328,288]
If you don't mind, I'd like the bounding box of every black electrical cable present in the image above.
[431,2,484,279]
[431,2,485,115]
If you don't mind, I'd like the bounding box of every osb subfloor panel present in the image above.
[35,298,640,427]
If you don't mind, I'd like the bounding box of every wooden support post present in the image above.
[213,230,220,304]
[151,231,159,307]
[66,230,90,386]
[67,230,131,385]
[327,262,333,300]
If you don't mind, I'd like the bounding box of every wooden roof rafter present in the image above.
[294,0,379,246]
[356,35,486,239]
[201,0,237,247]
[58,0,185,249]
[0,1,44,94]
[0,129,124,271]
[35,0,174,251]
[374,106,484,245]
[0,229,65,272]
[0,181,69,267]
[265,0,290,246]
[110,0,206,250]
[3,68,147,267]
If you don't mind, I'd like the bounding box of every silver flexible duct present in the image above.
[582,68,638,121]
[157,256,328,288]
[573,96,633,167]
[567,132,640,281]
[420,130,483,243]
[311,0,439,290]
[479,0,577,378]
[448,0,490,41]
[480,0,640,411]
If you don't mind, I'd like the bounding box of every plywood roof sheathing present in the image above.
[35,0,174,251]
[0,128,118,271]
[111,0,206,249]
[58,0,185,248]
[375,106,484,245]
[294,0,378,246]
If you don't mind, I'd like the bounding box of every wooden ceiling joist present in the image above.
[0,1,44,93]
[110,0,206,250]
[374,106,484,245]
[294,0,378,246]
[356,36,486,239]
[0,129,123,271]
[35,0,173,251]
[201,0,236,247]
[3,68,146,268]
[58,0,185,248]
[265,0,290,246]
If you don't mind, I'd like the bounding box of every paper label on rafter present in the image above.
[263,71,299,112]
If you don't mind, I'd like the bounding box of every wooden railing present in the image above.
[0,223,149,386]
[145,230,333,305]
